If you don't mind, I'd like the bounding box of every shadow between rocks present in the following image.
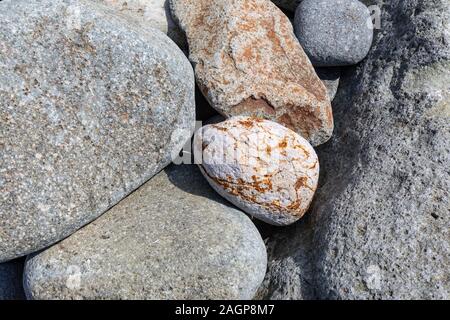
[164,164,280,240]
[0,257,26,300]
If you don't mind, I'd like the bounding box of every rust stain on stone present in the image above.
[238,119,255,128]
[232,96,277,116]
[172,0,333,146]
[211,125,228,132]
[195,117,320,224]
[278,138,288,149]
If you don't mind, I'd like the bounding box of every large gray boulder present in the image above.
[0,259,26,300]
[0,0,195,262]
[259,0,450,299]
[24,165,267,300]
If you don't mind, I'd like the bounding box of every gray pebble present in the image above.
[294,0,373,66]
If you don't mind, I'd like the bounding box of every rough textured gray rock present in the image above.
[315,68,340,101]
[170,0,334,147]
[259,0,450,299]
[24,165,267,300]
[294,0,373,66]
[95,0,187,49]
[0,0,195,262]
[0,259,26,300]
[195,116,319,226]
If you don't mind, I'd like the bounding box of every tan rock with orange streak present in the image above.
[170,0,334,146]
[194,116,319,226]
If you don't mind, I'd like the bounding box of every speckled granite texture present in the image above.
[24,165,267,300]
[0,0,195,262]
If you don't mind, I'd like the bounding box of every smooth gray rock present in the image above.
[315,68,340,101]
[260,0,450,299]
[0,259,26,300]
[24,165,267,300]
[294,0,373,66]
[0,0,195,262]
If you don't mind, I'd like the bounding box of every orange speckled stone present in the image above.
[170,0,334,146]
[194,116,319,225]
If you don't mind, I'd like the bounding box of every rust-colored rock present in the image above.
[170,0,334,146]
[194,116,319,226]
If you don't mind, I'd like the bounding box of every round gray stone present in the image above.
[294,0,374,66]
[0,0,195,262]
[24,165,267,300]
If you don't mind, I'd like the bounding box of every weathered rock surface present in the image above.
[315,68,340,101]
[294,0,373,66]
[170,0,334,146]
[95,0,187,49]
[24,165,267,300]
[194,116,319,226]
[0,259,26,300]
[259,0,450,299]
[0,0,195,262]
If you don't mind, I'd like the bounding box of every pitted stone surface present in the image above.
[170,0,334,146]
[194,116,319,226]
[0,0,195,262]
[259,0,450,299]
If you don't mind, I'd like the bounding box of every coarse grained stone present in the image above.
[294,0,374,67]
[0,0,195,262]
[170,0,334,146]
[194,116,319,226]
[24,164,267,300]
[258,0,450,299]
